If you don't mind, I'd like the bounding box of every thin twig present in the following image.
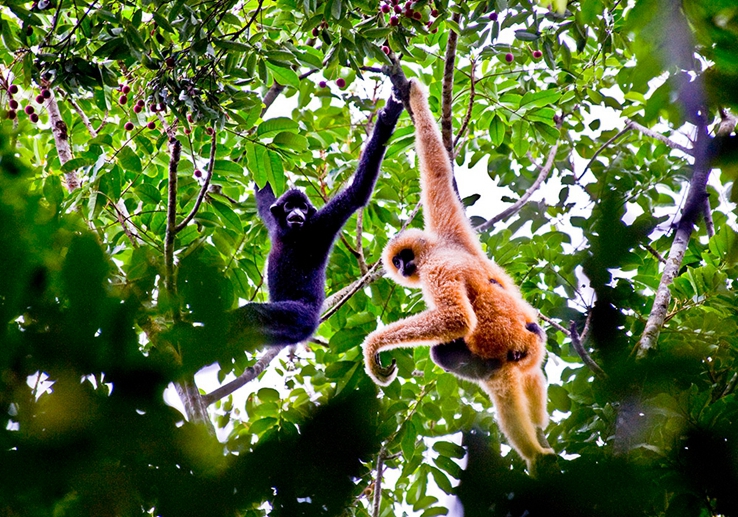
[357,211,368,276]
[175,130,216,233]
[539,312,569,336]
[63,93,97,137]
[476,138,560,232]
[201,346,283,405]
[627,119,694,156]
[569,321,607,379]
[261,68,319,117]
[643,243,667,264]
[702,197,715,238]
[578,124,631,181]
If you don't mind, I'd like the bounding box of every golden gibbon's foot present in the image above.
[529,451,560,478]
[373,354,397,385]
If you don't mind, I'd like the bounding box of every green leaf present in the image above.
[489,115,506,147]
[60,157,95,174]
[117,146,142,174]
[514,30,540,41]
[250,417,277,435]
[520,89,562,109]
[134,183,162,205]
[257,117,299,137]
[213,39,251,52]
[272,131,309,152]
[257,388,280,401]
[212,160,243,175]
[265,62,299,88]
[211,199,242,232]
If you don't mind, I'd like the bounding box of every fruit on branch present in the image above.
[336,78,346,88]
[124,121,134,131]
[505,52,514,63]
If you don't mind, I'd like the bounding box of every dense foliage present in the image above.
[1,0,738,515]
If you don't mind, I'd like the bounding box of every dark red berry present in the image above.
[413,10,421,19]
[136,99,145,107]
[165,57,175,68]
[122,85,131,94]
[489,12,498,21]
[393,4,402,13]
[431,27,438,33]
[119,95,128,105]
[24,105,34,115]
[382,45,390,55]
[30,113,39,123]
[147,121,156,129]
[504,52,514,63]
[7,110,16,120]
[390,15,399,26]
[26,26,33,35]
[133,104,142,113]
[381,3,391,13]
[9,99,18,110]
[533,50,543,59]
[431,9,438,16]
[311,27,319,37]
[35,94,44,103]
[194,169,203,178]
[187,113,194,123]
[184,128,191,135]
[319,80,327,88]
[405,9,414,17]
[206,127,214,135]
[336,78,346,88]
[41,88,51,99]
[405,0,411,7]
[124,121,134,131]
[8,84,18,95]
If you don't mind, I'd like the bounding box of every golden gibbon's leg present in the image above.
[483,369,550,469]
[524,367,550,430]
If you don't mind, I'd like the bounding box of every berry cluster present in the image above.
[379,0,439,32]
[117,84,160,131]
[4,83,49,123]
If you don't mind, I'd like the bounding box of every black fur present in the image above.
[431,339,503,381]
[226,95,404,352]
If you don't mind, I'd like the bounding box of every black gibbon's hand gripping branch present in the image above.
[362,79,555,471]
[185,92,403,369]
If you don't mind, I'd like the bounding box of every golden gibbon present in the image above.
[362,79,554,470]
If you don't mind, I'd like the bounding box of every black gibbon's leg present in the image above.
[431,339,503,381]
[227,300,320,352]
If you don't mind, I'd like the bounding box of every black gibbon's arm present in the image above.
[254,183,278,231]
[313,95,404,237]
[183,92,404,372]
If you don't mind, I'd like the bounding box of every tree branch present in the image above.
[45,88,77,191]
[164,138,182,297]
[569,321,607,379]
[637,111,736,358]
[453,61,475,151]
[175,377,215,434]
[261,68,319,117]
[643,243,667,264]
[372,446,386,517]
[476,138,560,232]
[578,125,630,181]
[441,12,461,159]
[175,130,216,233]
[63,92,98,137]
[201,346,283,405]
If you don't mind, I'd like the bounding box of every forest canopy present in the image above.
[1,0,738,515]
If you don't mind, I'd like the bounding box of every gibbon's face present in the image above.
[271,191,315,230]
[392,248,417,278]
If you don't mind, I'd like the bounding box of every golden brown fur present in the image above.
[362,79,554,470]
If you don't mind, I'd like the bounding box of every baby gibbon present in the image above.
[362,79,554,470]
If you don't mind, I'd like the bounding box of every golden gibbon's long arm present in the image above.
[363,264,476,385]
[407,80,482,255]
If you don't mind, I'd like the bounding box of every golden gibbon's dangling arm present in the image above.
[407,80,482,255]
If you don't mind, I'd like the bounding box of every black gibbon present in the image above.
[199,93,404,364]
[362,80,553,470]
